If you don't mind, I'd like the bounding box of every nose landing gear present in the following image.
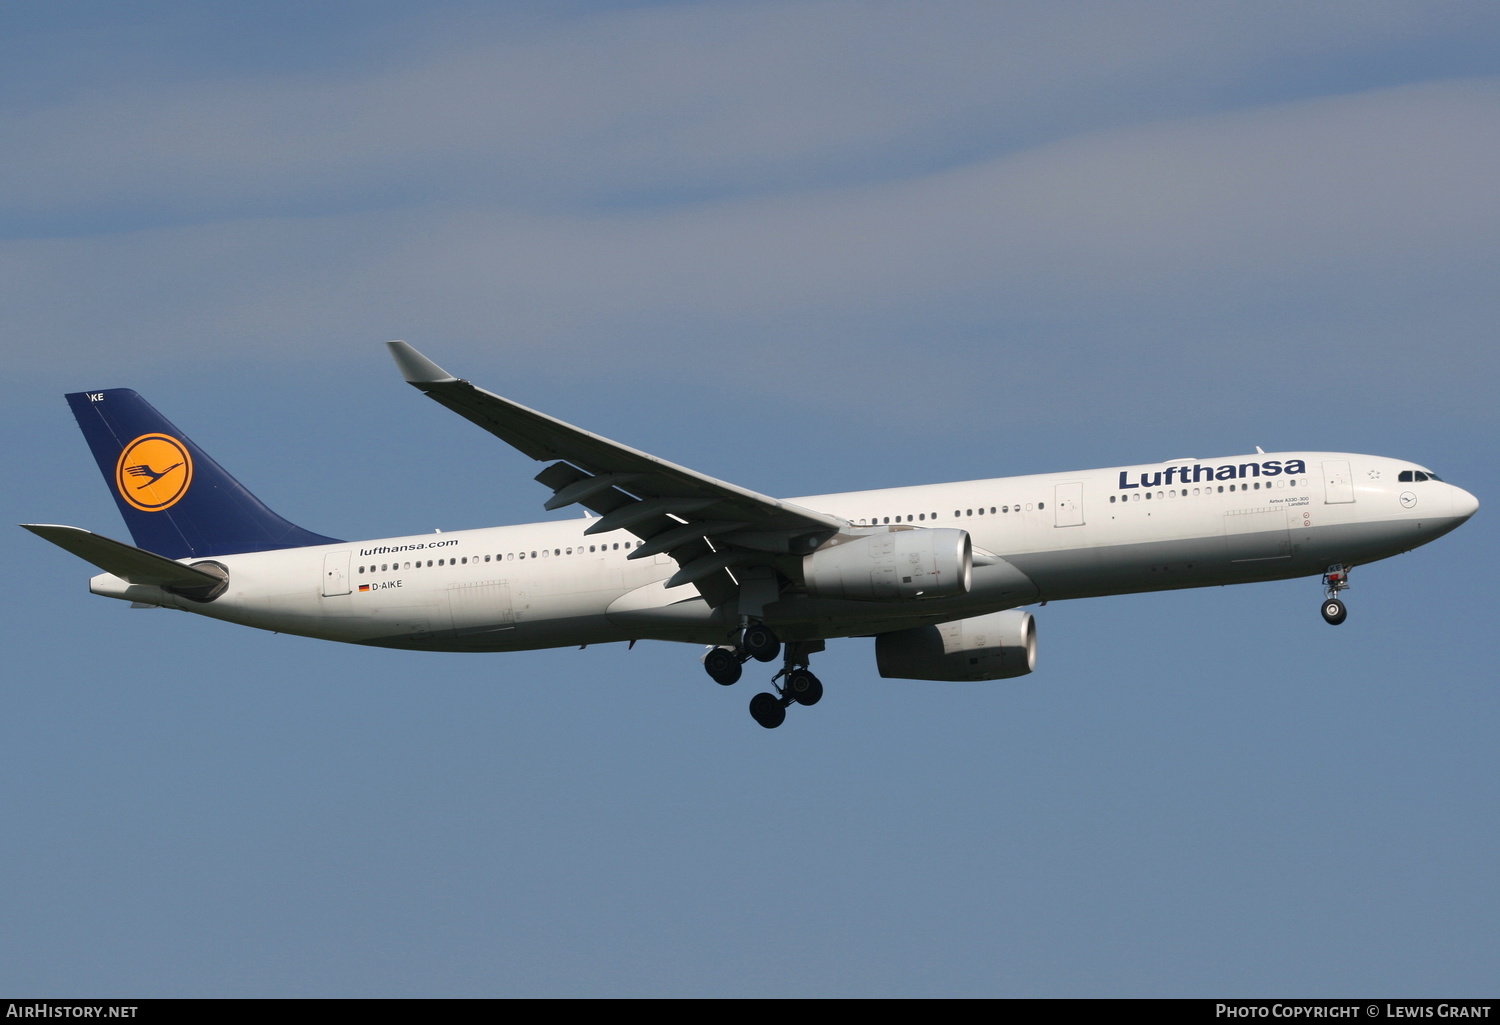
[1321,565,1350,625]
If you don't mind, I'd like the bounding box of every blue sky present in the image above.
[3,1,1497,997]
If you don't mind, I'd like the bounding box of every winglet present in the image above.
[387,340,459,385]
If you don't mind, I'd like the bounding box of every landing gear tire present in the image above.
[741,624,781,663]
[704,646,742,685]
[749,692,787,729]
[1321,598,1347,625]
[785,669,823,706]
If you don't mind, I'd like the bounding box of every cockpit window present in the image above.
[1426,471,1443,481]
[1400,469,1443,483]
[1399,471,1413,482]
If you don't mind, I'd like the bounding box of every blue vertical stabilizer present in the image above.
[66,389,342,559]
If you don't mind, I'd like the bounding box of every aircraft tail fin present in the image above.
[64,389,341,560]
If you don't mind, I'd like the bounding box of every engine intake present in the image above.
[875,609,1036,681]
[803,528,972,601]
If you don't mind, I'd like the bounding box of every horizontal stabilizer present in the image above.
[21,523,224,590]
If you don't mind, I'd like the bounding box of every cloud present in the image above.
[7,78,1497,364]
[3,3,1496,437]
[3,0,1493,228]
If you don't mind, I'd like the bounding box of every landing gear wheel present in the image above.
[703,647,742,685]
[749,692,786,729]
[785,669,823,706]
[1321,598,1347,625]
[741,624,781,663]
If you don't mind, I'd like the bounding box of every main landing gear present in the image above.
[701,625,824,729]
[1321,564,1350,625]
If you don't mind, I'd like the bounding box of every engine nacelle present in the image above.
[875,609,1036,681]
[802,528,972,601]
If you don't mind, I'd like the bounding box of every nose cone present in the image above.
[1452,486,1479,521]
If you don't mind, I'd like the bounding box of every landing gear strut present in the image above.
[1321,564,1350,625]
[701,619,781,686]
[748,641,824,729]
[702,627,825,728]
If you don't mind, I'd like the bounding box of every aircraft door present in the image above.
[1322,460,1355,504]
[321,550,351,596]
[1054,483,1084,527]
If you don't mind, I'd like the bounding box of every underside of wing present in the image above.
[387,341,845,610]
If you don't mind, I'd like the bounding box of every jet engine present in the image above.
[874,609,1036,681]
[802,528,971,601]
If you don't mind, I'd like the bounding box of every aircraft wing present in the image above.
[387,341,845,608]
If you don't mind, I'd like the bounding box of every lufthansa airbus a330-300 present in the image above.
[25,342,1479,728]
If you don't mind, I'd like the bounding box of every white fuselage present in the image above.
[90,452,1477,653]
